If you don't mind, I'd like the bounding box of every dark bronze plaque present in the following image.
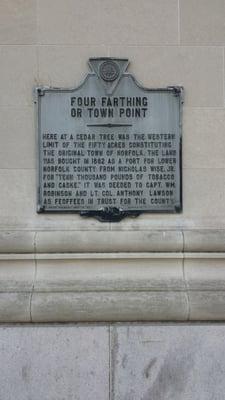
[35,58,183,222]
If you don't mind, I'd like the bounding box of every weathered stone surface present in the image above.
[0,293,30,322]
[180,0,225,45]
[0,252,225,321]
[0,324,109,400]
[0,46,37,106]
[107,215,225,232]
[0,0,225,331]
[185,257,225,290]
[0,170,36,217]
[38,45,108,87]
[111,324,225,399]
[0,0,36,44]
[0,323,225,399]
[31,291,188,322]
[183,168,225,218]
[189,291,225,320]
[2,228,225,254]
[0,107,35,168]
[0,258,35,291]
[34,255,184,292]
[183,108,225,169]
[109,46,223,107]
[184,230,225,252]
[35,230,183,253]
[2,229,225,253]
[0,231,35,253]
[38,0,178,45]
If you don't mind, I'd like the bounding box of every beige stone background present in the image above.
[1,2,225,399]
[0,0,225,324]
[0,0,225,232]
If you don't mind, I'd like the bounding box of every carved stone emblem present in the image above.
[99,60,120,82]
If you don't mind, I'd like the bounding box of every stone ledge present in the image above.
[0,252,224,322]
[31,292,188,322]
[1,229,225,253]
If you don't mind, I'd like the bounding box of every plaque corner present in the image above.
[37,204,45,213]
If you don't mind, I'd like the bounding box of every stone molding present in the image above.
[0,246,225,322]
[1,229,225,253]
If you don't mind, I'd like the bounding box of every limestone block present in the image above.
[0,325,109,400]
[35,230,183,253]
[0,293,30,322]
[109,46,223,107]
[0,231,35,253]
[189,292,225,320]
[34,255,184,292]
[38,45,108,87]
[2,213,225,233]
[0,46,37,106]
[106,213,216,231]
[183,168,225,217]
[0,169,36,217]
[111,324,225,399]
[184,230,225,252]
[0,107,35,168]
[0,212,109,233]
[34,215,109,231]
[185,257,225,291]
[180,0,225,45]
[2,229,225,253]
[38,0,178,45]
[31,291,188,322]
[0,258,35,291]
[0,0,36,44]
[108,214,182,230]
[0,251,225,321]
[183,108,225,169]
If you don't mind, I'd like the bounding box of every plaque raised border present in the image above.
[35,58,183,222]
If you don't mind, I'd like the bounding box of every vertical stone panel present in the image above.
[180,0,225,45]
[0,0,37,44]
[110,324,225,400]
[0,325,109,400]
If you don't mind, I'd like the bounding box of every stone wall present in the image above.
[0,0,225,322]
[1,1,225,399]
[0,0,225,231]
[1,323,225,400]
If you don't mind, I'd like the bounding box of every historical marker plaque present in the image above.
[36,58,183,221]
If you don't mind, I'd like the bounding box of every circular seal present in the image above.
[99,61,119,82]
